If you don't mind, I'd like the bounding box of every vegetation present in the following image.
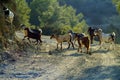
[28,0,120,43]
[0,0,30,49]
[56,0,120,43]
[0,0,16,49]
[112,0,120,14]
[58,0,118,25]
[15,0,31,26]
[29,0,88,35]
[1,1,120,79]
[1,0,120,49]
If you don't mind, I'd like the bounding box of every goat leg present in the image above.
[40,39,42,43]
[71,41,74,49]
[98,35,102,45]
[67,42,70,49]
[90,36,94,44]
[77,48,79,52]
[78,47,82,53]
[57,43,59,50]
[35,40,38,45]
[60,43,62,50]
[78,44,82,52]
[22,36,27,40]
[27,38,31,43]
[77,39,82,52]
[86,48,90,55]
[38,40,42,45]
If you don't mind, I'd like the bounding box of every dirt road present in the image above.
[0,31,120,80]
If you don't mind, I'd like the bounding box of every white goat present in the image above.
[3,7,14,25]
[100,32,116,50]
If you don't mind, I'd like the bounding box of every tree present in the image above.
[29,0,87,35]
[15,0,31,26]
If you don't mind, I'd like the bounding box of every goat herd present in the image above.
[21,24,116,55]
[2,5,116,55]
[3,5,115,54]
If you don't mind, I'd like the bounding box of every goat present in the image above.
[50,34,74,50]
[68,30,78,45]
[21,24,42,45]
[3,6,14,25]
[75,33,91,55]
[97,32,116,50]
[88,27,102,45]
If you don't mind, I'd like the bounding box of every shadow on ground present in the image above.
[66,65,120,80]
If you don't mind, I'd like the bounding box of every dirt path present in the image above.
[35,47,120,80]
[0,31,120,80]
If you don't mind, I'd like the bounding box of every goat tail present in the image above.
[38,28,42,34]
[98,28,102,32]
[110,32,116,43]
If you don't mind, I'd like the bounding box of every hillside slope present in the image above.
[58,0,118,25]
[0,31,120,80]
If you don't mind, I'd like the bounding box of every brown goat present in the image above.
[50,34,74,50]
[75,33,91,55]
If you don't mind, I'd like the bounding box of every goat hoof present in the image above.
[67,47,70,49]
[55,48,58,50]
[48,51,52,55]
[89,52,92,55]
[87,52,91,55]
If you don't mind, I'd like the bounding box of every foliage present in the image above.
[0,0,31,49]
[15,0,31,27]
[29,0,88,35]
[112,0,120,14]
[57,0,120,43]
[60,25,72,34]
[73,20,88,33]
[0,0,16,49]
[110,0,120,43]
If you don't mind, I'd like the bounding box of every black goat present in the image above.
[88,27,102,44]
[21,25,42,45]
